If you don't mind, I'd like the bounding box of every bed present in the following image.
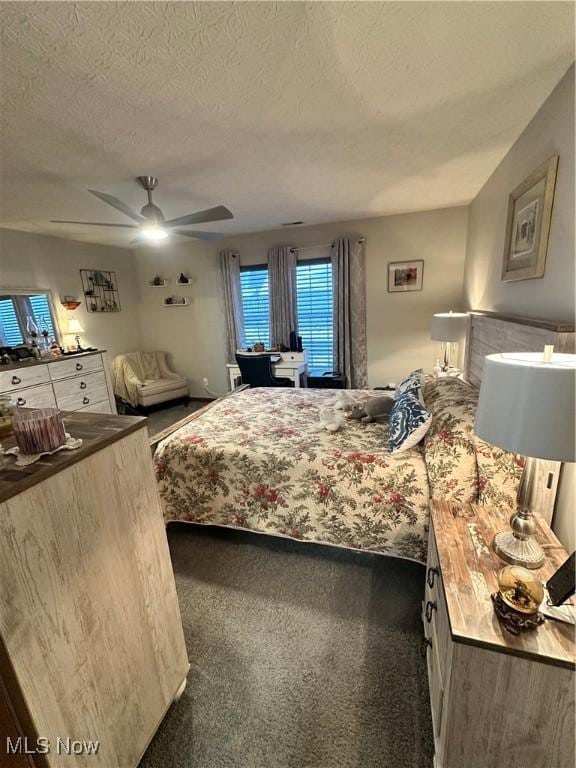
[152,311,574,563]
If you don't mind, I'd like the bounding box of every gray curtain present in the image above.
[219,250,246,363]
[332,238,367,388]
[268,246,297,348]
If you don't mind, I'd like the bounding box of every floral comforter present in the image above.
[154,388,430,562]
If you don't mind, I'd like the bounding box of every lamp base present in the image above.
[493,531,545,570]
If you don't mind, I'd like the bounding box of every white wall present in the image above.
[135,206,469,397]
[0,229,142,364]
[463,65,575,552]
[464,65,575,321]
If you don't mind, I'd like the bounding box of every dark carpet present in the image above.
[140,524,434,768]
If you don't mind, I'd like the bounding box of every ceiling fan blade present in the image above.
[166,205,233,227]
[50,220,139,228]
[173,229,225,241]
[88,189,145,223]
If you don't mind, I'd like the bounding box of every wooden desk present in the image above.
[424,501,574,768]
[227,351,309,390]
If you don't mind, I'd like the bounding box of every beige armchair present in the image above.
[112,352,189,409]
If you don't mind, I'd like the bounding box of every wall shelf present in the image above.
[162,298,190,307]
[147,280,169,288]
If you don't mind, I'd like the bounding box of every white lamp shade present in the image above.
[475,352,576,462]
[66,318,84,334]
[430,312,468,342]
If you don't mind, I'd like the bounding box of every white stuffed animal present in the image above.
[316,407,345,433]
[334,391,357,412]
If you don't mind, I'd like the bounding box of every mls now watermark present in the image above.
[6,736,100,756]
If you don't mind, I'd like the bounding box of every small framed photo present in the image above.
[387,260,424,292]
[502,155,558,282]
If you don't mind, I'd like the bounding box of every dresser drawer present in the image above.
[425,626,445,741]
[12,384,57,410]
[0,364,50,392]
[425,524,452,682]
[54,371,108,411]
[49,354,103,381]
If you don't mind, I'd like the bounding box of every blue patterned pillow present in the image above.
[395,368,423,401]
[388,392,432,454]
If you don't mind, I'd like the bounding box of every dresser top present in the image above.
[432,501,575,670]
[0,412,146,503]
[0,349,105,373]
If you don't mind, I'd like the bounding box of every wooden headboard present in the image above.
[464,310,575,525]
[465,310,575,388]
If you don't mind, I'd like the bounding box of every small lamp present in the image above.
[66,317,85,351]
[430,311,468,371]
[475,349,576,569]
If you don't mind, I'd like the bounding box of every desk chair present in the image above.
[235,354,294,388]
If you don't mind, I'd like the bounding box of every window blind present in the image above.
[296,259,333,373]
[240,266,270,347]
[0,298,24,346]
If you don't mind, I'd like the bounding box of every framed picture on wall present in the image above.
[502,155,558,282]
[387,260,424,292]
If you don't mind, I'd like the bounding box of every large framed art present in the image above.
[502,155,558,282]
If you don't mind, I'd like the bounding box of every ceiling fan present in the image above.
[51,176,233,244]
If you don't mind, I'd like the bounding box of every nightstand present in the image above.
[424,501,575,768]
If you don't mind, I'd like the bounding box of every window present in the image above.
[240,266,270,347]
[239,259,334,373]
[0,292,58,347]
[296,259,333,372]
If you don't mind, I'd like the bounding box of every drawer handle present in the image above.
[427,566,439,589]
[425,601,437,624]
[16,397,26,406]
[421,637,432,658]
[11,375,21,385]
[80,381,87,389]
[82,396,90,405]
[76,363,83,371]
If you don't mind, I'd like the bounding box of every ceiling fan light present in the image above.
[140,226,168,241]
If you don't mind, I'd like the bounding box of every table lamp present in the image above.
[430,311,468,371]
[66,317,85,351]
[475,348,576,569]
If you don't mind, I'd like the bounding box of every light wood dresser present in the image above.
[424,501,575,768]
[0,413,189,767]
[0,351,116,415]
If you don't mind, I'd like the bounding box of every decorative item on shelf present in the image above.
[37,315,52,353]
[12,407,66,455]
[502,155,558,282]
[25,317,41,359]
[66,317,85,351]
[475,348,576,569]
[80,269,121,312]
[176,273,190,285]
[491,565,545,635]
[253,342,265,353]
[387,259,424,292]
[430,311,468,372]
[162,295,189,307]
[148,275,168,287]
[60,296,82,311]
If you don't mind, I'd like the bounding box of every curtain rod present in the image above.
[289,238,366,254]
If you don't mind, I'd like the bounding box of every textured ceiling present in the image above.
[0,1,574,247]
